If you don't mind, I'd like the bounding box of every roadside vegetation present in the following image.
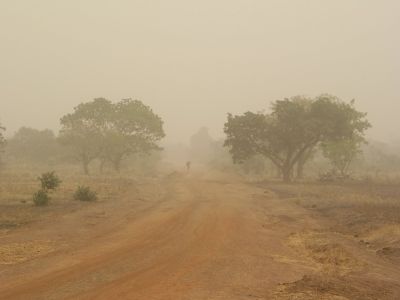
[1,95,400,299]
[223,95,370,182]
[0,95,399,248]
[74,186,97,202]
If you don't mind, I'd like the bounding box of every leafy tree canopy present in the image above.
[224,94,371,182]
[59,98,165,174]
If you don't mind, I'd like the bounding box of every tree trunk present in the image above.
[276,166,282,178]
[296,160,305,179]
[296,147,315,179]
[113,158,122,173]
[99,159,106,173]
[282,166,292,183]
[83,160,90,175]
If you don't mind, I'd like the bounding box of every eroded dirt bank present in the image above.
[1,174,399,299]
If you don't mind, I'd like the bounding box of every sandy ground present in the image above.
[1,173,400,299]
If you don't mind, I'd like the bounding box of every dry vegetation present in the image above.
[0,167,399,299]
[265,180,400,299]
[267,180,400,246]
[0,167,165,265]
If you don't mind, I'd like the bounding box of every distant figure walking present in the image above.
[186,161,191,172]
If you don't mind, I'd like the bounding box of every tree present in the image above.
[59,98,112,174]
[0,123,6,166]
[224,95,371,182]
[0,123,5,152]
[287,96,315,179]
[321,137,363,176]
[7,127,59,163]
[189,127,214,163]
[59,98,165,174]
[295,147,316,179]
[100,99,165,172]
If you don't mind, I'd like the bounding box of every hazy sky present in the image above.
[1,1,399,143]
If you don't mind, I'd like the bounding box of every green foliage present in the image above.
[38,171,61,192]
[321,138,363,176]
[224,94,371,182]
[241,155,267,175]
[73,186,97,202]
[101,99,165,172]
[59,98,165,174]
[33,189,50,206]
[59,98,111,174]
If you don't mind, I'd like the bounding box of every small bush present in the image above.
[74,186,97,202]
[33,189,50,206]
[318,170,351,183]
[38,171,61,192]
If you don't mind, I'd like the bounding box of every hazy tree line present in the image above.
[0,98,165,175]
[188,95,400,182]
[2,94,400,181]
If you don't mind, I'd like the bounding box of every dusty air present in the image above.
[1,1,400,299]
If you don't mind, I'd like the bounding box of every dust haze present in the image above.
[1,0,399,143]
[2,2,400,300]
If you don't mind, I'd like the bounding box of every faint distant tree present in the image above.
[0,123,6,165]
[361,140,400,173]
[0,123,5,149]
[59,98,112,175]
[7,127,59,163]
[321,137,364,176]
[189,127,214,163]
[100,99,165,172]
[224,95,371,182]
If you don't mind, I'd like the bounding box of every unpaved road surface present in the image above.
[1,174,400,299]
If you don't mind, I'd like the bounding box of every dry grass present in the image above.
[0,240,54,265]
[265,181,400,236]
[288,231,364,275]
[281,182,400,257]
[0,166,167,269]
[274,274,395,300]
[263,179,400,299]
[0,167,140,234]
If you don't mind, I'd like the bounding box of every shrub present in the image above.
[38,171,61,192]
[318,170,351,183]
[33,189,50,206]
[74,186,97,202]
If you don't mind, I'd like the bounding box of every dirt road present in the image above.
[1,174,400,299]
